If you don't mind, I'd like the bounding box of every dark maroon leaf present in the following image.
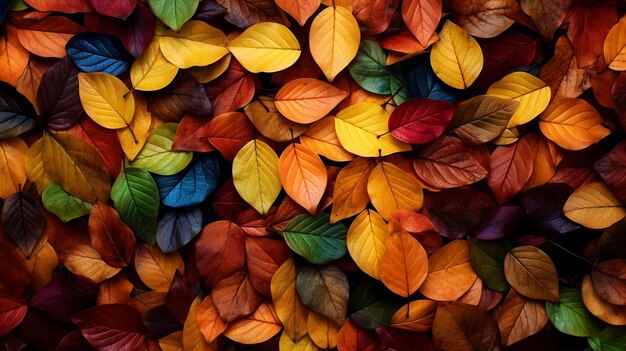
[0,243,31,293]
[0,289,27,337]
[165,271,198,323]
[72,304,146,351]
[474,31,537,90]
[375,327,436,351]
[84,2,156,57]
[56,330,95,351]
[424,187,495,239]
[521,183,580,234]
[473,205,524,240]
[146,73,212,121]
[612,72,626,130]
[193,0,227,21]
[2,191,45,257]
[388,98,456,144]
[37,57,83,130]
[143,305,182,338]
[217,0,289,28]
[30,274,98,323]
[90,0,137,19]
[549,147,601,188]
[19,310,73,351]
[211,180,249,220]
[172,114,213,152]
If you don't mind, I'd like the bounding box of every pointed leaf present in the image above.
[275,78,348,123]
[498,289,548,347]
[331,157,375,222]
[487,72,551,128]
[449,95,518,145]
[271,258,309,342]
[88,201,136,268]
[347,209,389,280]
[0,137,28,198]
[155,154,219,208]
[367,161,423,221]
[564,182,626,229]
[297,264,349,325]
[223,302,282,344]
[134,243,184,292]
[67,33,132,76]
[487,139,534,204]
[148,0,198,31]
[2,191,44,257]
[78,72,135,129]
[37,57,83,130]
[432,302,501,351]
[130,40,178,91]
[419,240,477,301]
[42,183,92,222]
[72,304,145,351]
[402,0,441,46]
[130,123,193,176]
[279,143,328,214]
[156,208,202,253]
[546,287,601,337]
[388,98,456,144]
[159,20,229,69]
[284,213,347,264]
[504,246,559,302]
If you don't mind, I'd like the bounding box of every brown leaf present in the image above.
[217,0,290,28]
[497,289,548,347]
[590,259,626,305]
[195,221,246,287]
[504,246,559,302]
[447,0,518,38]
[432,302,501,351]
[540,36,590,99]
[211,271,263,323]
[487,139,534,205]
[88,202,136,268]
[520,0,572,39]
[582,274,626,325]
[330,157,375,223]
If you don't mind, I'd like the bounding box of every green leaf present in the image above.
[348,40,392,95]
[589,327,626,351]
[130,123,193,176]
[348,279,403,330]
[147,0,199,31]
[42,183,92,222]
[468,237,509,291]
[283,212,347,264]
[546,287,601,337]
[390,72,407,105]
[111,167,160,244]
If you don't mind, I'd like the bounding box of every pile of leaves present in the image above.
[1,0,626,349]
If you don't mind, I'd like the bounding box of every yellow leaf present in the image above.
[347,209,389,280]
[539,98,611,150]
[42,132,111,203]
[279,332,321,351]
[61,244,121,283]
[0,137,28,198]
[190,54,232,83]
[307,312,340,349]
[159,331,183,351]
[391,300,438,332]
[271,258,309,342]
[184,297,218,351]
[130,40,179,91]
[604,16,626,71]
[25,139,52,192]
[367,162,423,221]
[564,182,626,229]
[134,243,184,292]
[117,95,153,161]
[487,72,551,127]
[335,103,410,157]
[159,20,229,69]
[430,20,483,89]
[300,116,355,162]
[309,6,360,81]
[223,302,282,344]
[232,139,281,215]
[78,72,135,129]
[130,291,167,315]
[227,22,301,73]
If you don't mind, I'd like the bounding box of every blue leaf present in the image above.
[66,33,132,76]
[155,154,220,208]
[156,208,202,253]
[405,63,456,103]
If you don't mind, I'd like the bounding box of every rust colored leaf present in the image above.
[88,201,136,268]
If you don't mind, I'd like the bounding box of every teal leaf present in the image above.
[42,183,92,222]
[283,212,347,264]
[111,167,160,244]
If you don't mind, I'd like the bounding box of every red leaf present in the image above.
[90,0,137,19]
[353,0,400,36]
[88,202,136,268]
[24,0,94,13]
[195,220,246,287]
[0,290,27,337]
[595,141,626,200]
[566,0,617,68]
[204,112,255,160]
[72,304,146,351]
[388,98,456,144]
[204,59,259,116]
[487,139,534,205]
[172,114,214,152]
[30,274,98,324]
[245,237,291,297]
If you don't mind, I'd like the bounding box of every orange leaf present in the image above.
[307,311,340,349]
[504,246,559,302]
[367,161,423,221]
[497,289,548,347]
[521,132,563,190]
[379,221,429,297]
[330,157,375,223]
[0,24,29,87]
[279,143,328,214]
[402,0,442,46]
[390,300,438,332]
[275,78,348,124]
[223,302,282,344]
[275,0,320,26]
[419,240,477,301]
[581,274,626,325]
[61,244,121,283]
[16,16,84,58]
[97,274,134,305]
[134,243,184,292]
[487,139,534,205]
[183,297,217,351]
[196,295,229,343]
[23,0,94,12]
[300,116,356,162]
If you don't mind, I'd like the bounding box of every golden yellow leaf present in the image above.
[25,139,52,193]
[430,20,483,89]
[117,95,153,161]
[279,332,321,351]
[487,72,551,127]
[539,98,611,151]
[307,312,340,349]
[604,15,626,71]
[367,162,423,221]
[0,137,28,198]
[130,291,167,315]
[271,258,309,342]
[227,22,301,73]
[347,209,389,280]
[309,6,360,81]
[78,72,135,129]
[130,40,179,91]
[25,242,58,292]
[134,243,184,292]
[223,302,282,344]
[232,139,281,215]
[564,182,626,229]
[391,300,438,332]
[159,20,229,69]
[335,103,410,157]
[159,331,183,351]
[61,244,121,283]
[300,116,355,162]
[190,54,232,84]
